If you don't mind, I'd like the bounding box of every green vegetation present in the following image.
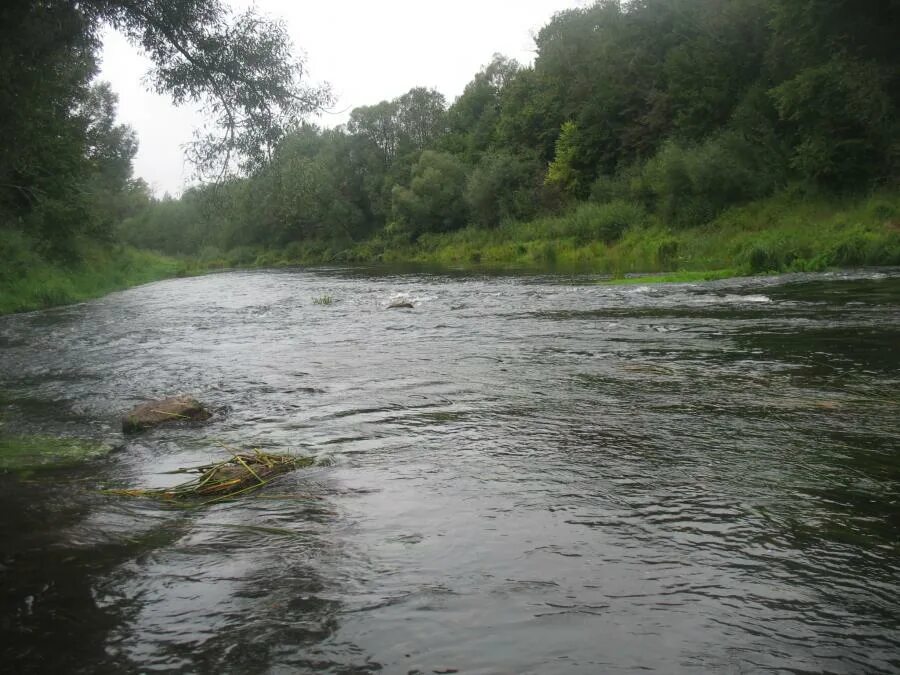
[114,0,898,282]
[2,1,898,307]
[395,190,900,275]
[160,191,899,279]
[1,0,328,313]
[312,295,335,305]
[0,230,189,314]
[0,433,112,471]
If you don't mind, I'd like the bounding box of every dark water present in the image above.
[0,268,898,674]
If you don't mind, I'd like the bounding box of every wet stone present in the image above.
[121,395,211,433]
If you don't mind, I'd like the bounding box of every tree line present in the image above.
[3,1,898,264]
[0,0,328,260]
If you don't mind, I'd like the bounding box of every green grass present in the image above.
[0,231,193,315]
[0,433,113,471]
[196,190,899,282]
[4,190,896,317]
[345,189,898,278]
[384,190,900,276]
[605,269,740,284]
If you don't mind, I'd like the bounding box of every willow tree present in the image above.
[0,0,330,248]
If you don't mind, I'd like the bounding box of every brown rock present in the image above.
[122,395,211,433]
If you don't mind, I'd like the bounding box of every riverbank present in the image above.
[244,190,899,275]
[0,231,192,315]
[3,191,898,316]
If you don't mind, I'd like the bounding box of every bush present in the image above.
[866,199,898,222]
[561,200,648,244]
[198,245,223,262]
[636,132,781,227]
[655,238,679,270]
[465,151,540,227]
[746,244,781,273]
[226,246,259,266]
[392,150,469,238]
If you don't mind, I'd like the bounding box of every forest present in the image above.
[2,0,899,311]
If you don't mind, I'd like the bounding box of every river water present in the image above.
[0,268,898,673]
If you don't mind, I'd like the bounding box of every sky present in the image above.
[98,0,586,196]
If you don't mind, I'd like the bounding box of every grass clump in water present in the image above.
[0,434,113,471]
[105,451,314,505]
[312,294,334,305]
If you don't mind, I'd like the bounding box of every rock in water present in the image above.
[122,395,211,433]
[387,301,414,309]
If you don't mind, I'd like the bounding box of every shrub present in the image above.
[226,246,258,266]
[655,238,679,270]
[561,200,648,244]
[636,132,781,227]
[746,244,780,273]
[392,151,469,238]
[465,151,540,227]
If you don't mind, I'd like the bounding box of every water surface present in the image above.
[1,268,898,673]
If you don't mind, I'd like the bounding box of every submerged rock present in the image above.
[387,301,414,309]
[122,395,211,433]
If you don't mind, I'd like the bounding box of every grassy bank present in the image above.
[196,190,900,277]
[377,190,900,274]
[3,191,897,317]
[0,230,192,315]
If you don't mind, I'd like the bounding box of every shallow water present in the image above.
[0,267,898,673]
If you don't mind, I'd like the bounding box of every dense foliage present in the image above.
[0,0,328,259]
[3,0,898,275]
[118,0,898,261]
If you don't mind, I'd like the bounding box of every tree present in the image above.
[97,0,332,178]
[392,151,469,238]
[396,87,447,153]
[767,0,900,186]
[348,100,401,166]
[78,82,140,238]
[0,1,99,244]
[445,54,521,161]
[465,151,541,227]
[545,121,582,196]
[0,0,330,252]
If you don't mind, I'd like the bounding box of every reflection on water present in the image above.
[1,267,898,673]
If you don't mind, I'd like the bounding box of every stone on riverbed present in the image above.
[387,300,414,309]
[122,395,211,433]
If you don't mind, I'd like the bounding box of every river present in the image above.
[0,268,898,673]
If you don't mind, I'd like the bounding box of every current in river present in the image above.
[0,267,898,673]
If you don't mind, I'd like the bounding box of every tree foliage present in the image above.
[392,151,469,238]
[1,0,329,255]
[104,0,898,257]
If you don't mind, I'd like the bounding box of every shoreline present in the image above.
[3,191,897,316]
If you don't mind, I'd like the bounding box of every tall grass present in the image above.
[0,230,190,315]
[6,190,894,316]
[176,190,899,278]
[355,189,900,276]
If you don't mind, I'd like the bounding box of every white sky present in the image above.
[99,0,586,196]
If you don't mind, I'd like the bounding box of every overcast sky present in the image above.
[98,0,586,196]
